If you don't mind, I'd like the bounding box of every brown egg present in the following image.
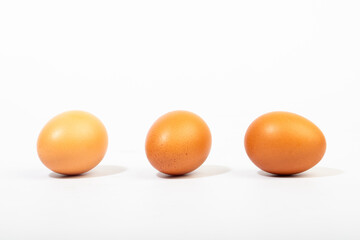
[37,111,108,175]
[244,111,326,175]
[145,111,212,176]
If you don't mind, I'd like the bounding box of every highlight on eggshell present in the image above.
[244,111,326,175]
[37,110,108,176]
[145,110,212,176]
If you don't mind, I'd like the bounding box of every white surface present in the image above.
[1,0,360,239]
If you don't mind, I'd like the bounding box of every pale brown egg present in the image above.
[37,111,108,175]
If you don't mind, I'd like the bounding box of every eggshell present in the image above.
[145,111,212,176]
[244,111,326,175]
[37,111,108,175]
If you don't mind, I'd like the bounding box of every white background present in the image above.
[0,0,359,239]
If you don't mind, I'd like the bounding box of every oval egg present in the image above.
[37,110,108,175]
[145,110,212,176]
[244,111,326,175]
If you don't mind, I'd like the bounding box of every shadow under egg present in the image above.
[156,164,231,179]
[49,165,127,179]
[257,166,343,178]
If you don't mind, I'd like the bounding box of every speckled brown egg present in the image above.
[145,110,212,176]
